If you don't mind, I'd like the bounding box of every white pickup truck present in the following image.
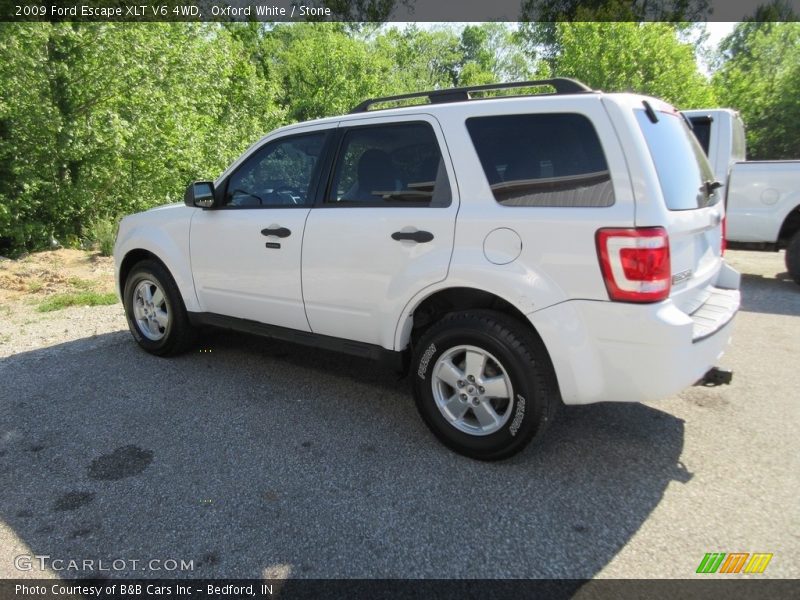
[684,109,800,284]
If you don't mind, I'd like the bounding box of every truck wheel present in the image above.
[411,310,558,461]
[123,259,196,356]
[786,231,800,285]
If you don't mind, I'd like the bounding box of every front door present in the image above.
[190,129,330,332]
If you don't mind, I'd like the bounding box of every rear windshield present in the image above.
[635,109,719,211]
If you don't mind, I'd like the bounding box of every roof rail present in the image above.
[349,78,593,114]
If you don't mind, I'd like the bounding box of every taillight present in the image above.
[596,227,671,303]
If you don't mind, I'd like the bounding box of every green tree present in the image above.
[549,22,716,107]
[518,0,710,63]
[713,0,796,63]
[261,23,395,121]
[376,25,463,90]
[0,23,280,254]
[457,24,539,86]
[713,21,800,159]
[374,24,538,93]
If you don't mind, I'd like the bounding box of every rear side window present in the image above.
[636,110,719,211]
[466,113,615,207]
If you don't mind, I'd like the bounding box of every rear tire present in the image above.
[786,230,800,285]
[123,259,196,356]
[411,310,559,461]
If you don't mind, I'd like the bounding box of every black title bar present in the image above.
[2,579,800,600]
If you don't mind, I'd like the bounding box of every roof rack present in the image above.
[349,78,593,114]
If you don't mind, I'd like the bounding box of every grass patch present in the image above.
[27,280,44,293]
[37,291,118,312]
[67,276,95,291]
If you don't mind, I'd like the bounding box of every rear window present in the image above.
[466,113,615,207]
[688,116,712,156]
[636,109,719,211]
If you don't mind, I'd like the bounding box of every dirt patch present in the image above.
[0,249,115,304]
[0,249,125,358]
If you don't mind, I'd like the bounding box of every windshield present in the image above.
[635,109,719,211]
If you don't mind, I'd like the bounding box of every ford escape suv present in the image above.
[115,78,740,460]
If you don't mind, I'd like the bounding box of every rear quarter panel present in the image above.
[442,95,635,304]
[394,95,636,349]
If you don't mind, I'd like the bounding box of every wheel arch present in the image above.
[778,202,800,247]
[396,285,548,353]
[117,244,199,313]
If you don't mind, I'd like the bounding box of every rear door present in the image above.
[301,115,458,348]
[633,107,725,313]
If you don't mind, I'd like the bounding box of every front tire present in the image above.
[786,230,800,285]
[412,310,559,461]
[123,259,195,356]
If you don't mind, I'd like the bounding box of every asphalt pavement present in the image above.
[0,249,797,580]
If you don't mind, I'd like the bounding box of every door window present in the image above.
[225,132,327,207]
[328,122,451,207]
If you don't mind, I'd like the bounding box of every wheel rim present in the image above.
[132,279,169,341]
[431,345,514,436]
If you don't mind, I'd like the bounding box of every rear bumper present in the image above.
[528,262,741,405]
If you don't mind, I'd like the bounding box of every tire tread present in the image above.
[786,230,800,285]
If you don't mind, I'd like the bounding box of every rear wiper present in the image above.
[642,100,659,123]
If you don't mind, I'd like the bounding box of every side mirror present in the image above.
[184,181,216,209]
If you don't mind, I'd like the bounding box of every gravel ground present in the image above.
[0,249,797,580]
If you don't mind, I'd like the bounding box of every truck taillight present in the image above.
[721,215,727,255]
[596,227,671,303]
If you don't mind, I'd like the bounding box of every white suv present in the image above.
[115,79,740,460]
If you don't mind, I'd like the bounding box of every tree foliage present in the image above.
[0,20,743,255]
[518,0,709,61]
[713,21,800,159]
[263,23,395,122]
[548,22,716,108]
[0,23,279,253]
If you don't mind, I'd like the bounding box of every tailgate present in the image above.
[634,107,728,315]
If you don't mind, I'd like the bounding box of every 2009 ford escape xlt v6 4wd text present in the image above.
[115,79,740,460]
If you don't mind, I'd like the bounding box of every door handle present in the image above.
[391,230,434,243]
[261,227,291,238]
